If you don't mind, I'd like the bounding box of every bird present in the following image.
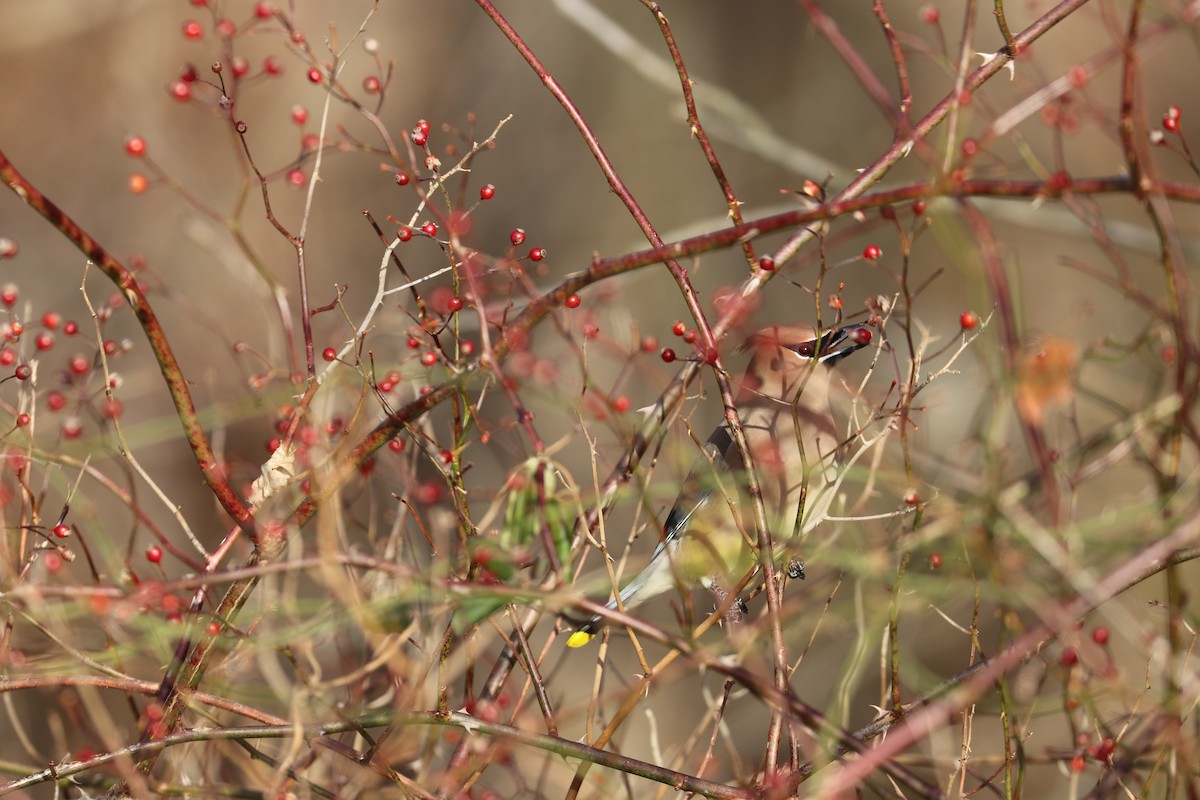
[566,323,873,648]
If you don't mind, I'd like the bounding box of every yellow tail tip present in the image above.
[566,630,595,648]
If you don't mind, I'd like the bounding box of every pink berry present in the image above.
[286,169,306,187]
[363,75,381,94]
[291,105,309,125]
[46,391,66,411]
[920,5,939,24]
[182,20,203,40]
[169,81,191,101]
[388,439,405,453]
[1092,626,1109,646]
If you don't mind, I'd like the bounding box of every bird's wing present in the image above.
[660,423,736,548]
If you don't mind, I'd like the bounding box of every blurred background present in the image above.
[0,0,1197,797]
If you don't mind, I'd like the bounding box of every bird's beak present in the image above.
[817,324,873,364]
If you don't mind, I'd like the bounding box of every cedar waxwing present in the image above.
[566,323,873,647]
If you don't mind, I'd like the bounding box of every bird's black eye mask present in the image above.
[788,324,873,364]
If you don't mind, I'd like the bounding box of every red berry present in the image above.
[286,169,306,187]
[254,2,272,19]
[1163,114,1180,133]
[528,247,546,262]
[912,199,927,216]
[510,229,526,246]
[69,355,89,375]
[395,172,410,186]
[565,294,581,308]
[129,173,149,194]
[479,184,495,200]
[0,238,17,259]
[919,5,939,24]
[397,226,412,242]
[460,341,475,356]
[388,439,405,453]
[411,128,428,146]
[671,321,686,336]
[661,348,676,363]
[960,311,979,329]
[903,489,920,506]
[182,20,203,39]
[439,449,453,464]
[862,244,882,261]
[307,67,323,84]
[291,105,309,125]
[1060,647,1079,667]
[0,350,12,367]
[612,396,630,413]
[63,321,78,336]
[101,397,122,419]
[928,552,943,569]
[322,347,337,362]
[682,330,697,344]
[640,336,658,352]
[447,296,464,312]
[62,418,82,439]
[124,136,147,158]
[0,286,16,306]
[583,323,600,339]
[14,364,31,381]
[420,351,438,367]
[1091,626,1109,646]
[15,413,29,428]
[416,119,431,134]
[758,256,775,271]
[421,221,438,237]
[263,55,282,75]
[363,75,381,94]
[34,332,53,351]
[146,545,163,564]
[962,138,979,156]
[53,524,71,538]
[47,391,66,411]
[207,621,222,635]
[406,336,421,349]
